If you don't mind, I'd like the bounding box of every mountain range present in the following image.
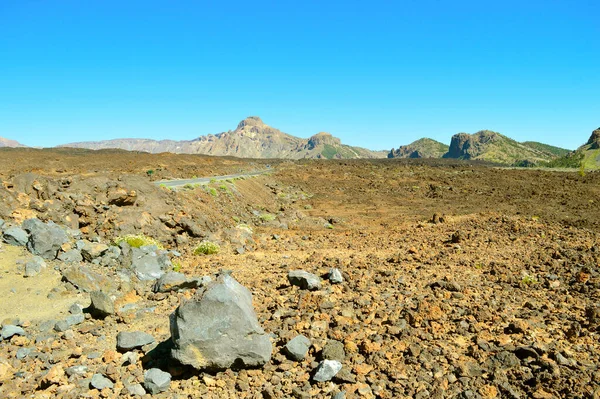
[389,130,571,166]
[60,117,387,160]
[2,119,598,168]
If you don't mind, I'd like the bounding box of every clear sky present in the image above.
[0,0,598,150]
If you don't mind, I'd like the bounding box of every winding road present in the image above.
[153,169,271,189]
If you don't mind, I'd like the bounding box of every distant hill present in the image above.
[0,137,25,148]
[61,117,387,160]
[442,130,566,166]
[545,127,600,170]
[521,141,571,158]
[388,138,448,159]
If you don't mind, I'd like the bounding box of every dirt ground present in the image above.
[0,149,599,398]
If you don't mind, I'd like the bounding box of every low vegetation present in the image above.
[193,240,220,255]
[113,234,164,249]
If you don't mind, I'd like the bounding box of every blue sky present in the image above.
[0,0,598,150]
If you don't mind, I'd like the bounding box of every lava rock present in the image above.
[144,368,171,394]
[61,265,116,293]
[3,226,29,246]
[90,373,114,390]
[313,360,342,382]
[81,241,109,261]
[284,335,311,361]
[152,272,201,293]
[322,340,345,362]
[126,383,146,396]
[58,249,83,263]
[116,331,155,351]
[1,325,25,340]
[130,246,171,281]
[288,270,322,290]
[24,256,46,277]
[22,218,68,260]
[329,268,344,284]
[89,291,115,318]
[170,272,272,370]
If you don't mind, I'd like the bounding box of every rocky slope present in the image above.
[61,117,386,160]
[543,127,600,170]
[388,138,448,159]
[0,137,24,148]
[443,130,562,165]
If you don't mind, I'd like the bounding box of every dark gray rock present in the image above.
[329,268,344,284]
[143,368,171,394]
[3,226,29,246]
[322,340,345,361]
[90,291,115,318]
[66,313,85,326]
[22,218,68,259]
[170,272,272,370]
[284,335,311,361]
[313,360,342,382]
[54,320,70,332]
[24,256,46,277]
[1,325,25,340]
[58,249,83,263]
[288,270,322,291]
[90,373,114,390]
[130,247,171,281]
[116,331,155,351]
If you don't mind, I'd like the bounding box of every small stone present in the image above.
[332,392,347,399]
[288,270,322,290]
[329,268,343,284]
[54,321,70,332]
[144,368,171,394]
[58,249,83,263]
[42,365,65,386]
[66,365,88,377]
[16,348,31,360]
[1,325,25,340]
[313,360,342,382]
[126,383,146,396]
[69,303,84,314]
[116,331,155,351]
[322,340,345,362]
[25,256,46,277]
[90,373,114,390]
[81,242,109,261]
[152,272,198,293]
[90,291,115,318]
[66,313,85,326]
[284,335,311,361]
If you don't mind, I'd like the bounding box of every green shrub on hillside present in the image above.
[193,240,220,255]
[114,234,164,249]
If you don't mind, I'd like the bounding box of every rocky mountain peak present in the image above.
[586,127,600,149]
[237,116,265,130]
[306,132,341,149]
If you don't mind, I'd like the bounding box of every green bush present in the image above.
[208,187,218,196]
[193,240,220,255]
[260,213,276,222]
[114,234,164,249]
[146,169,154,176]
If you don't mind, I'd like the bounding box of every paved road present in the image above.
[153,170,270,189]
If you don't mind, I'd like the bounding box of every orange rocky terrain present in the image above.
[0,148,599,398]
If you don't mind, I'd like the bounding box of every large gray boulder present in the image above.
[22,219,68,260]
[170,272,272,370]
[3,226,29,246]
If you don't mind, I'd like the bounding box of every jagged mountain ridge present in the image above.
[61,117,387,159]
[387,138,448,159]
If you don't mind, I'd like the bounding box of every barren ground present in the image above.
[0,149,599,398]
